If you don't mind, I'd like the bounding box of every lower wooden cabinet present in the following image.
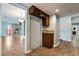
[42,33,54,48]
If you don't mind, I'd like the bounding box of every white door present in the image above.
[30,16,41,49]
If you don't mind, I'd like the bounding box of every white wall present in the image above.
[60,16,72,41]
[49,15,60,47]
[54,16,60,47]
[43,15,60,47]
[0,4,2,56]
[60,13,79,42]
[77,24,79,37]
[43,15,55,30]
[26,9,31,52]
[0,4,1,36]
[72,18,79,23]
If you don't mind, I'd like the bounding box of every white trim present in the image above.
[10,3,27,10]
[61,39,71,42]
[25,50,32,54]
[53,41,60,47]
[0,27,1,54]
[9,3,28,54]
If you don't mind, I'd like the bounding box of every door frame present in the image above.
[8,3,28,53]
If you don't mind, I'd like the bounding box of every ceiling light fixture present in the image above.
[55,9,59,12]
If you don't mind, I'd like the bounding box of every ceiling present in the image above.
[21,3,79,17]
[2,4,25,23]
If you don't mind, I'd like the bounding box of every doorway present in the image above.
[1,4,26,56]
[71,16,79,47]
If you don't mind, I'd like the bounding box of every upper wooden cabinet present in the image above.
[29,5,42,18]
[29,5,50,27]
[42,15,49,27]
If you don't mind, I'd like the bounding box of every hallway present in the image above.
[26,40,79,56]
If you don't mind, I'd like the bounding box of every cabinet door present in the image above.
[29,6,41,18]
[42,15,49,27]
[42,33,53,48]
[42,17,46,26]
[45,16,49,26]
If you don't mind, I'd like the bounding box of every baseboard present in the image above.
[25,50,32,54]
[0,37,2,56]
[60,39,71,42]
[53,41,60,47]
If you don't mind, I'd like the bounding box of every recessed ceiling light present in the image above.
[55,9,59,12]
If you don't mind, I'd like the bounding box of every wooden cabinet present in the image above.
[42,33,54,48]
[42,15,49,27]
[29,5,42,18]
[29,5,50,27]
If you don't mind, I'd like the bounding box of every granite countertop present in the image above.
[43,30,54,33]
